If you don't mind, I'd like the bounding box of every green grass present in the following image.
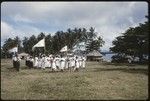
[1,59,148,100]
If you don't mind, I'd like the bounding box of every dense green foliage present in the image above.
[110,20,149,64]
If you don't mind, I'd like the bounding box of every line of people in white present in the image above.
[26,54,86,72]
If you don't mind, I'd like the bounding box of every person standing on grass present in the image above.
[69,56,75,71]
[65,56,70,70]
[34,55,38,68]
[29,56,34,69]
[52,56,57,72]
[49,55,53,68]
[55,55,60,70]
[45,55,50,68]
[82,56,86,69]
[74,56,80,71]
[60,56,65,72]
[26,55,30,67]
[41,54,46,70]
[12,53,16,68]
[79,56,82,68]
[37,55,42,69]
[13,53,21,71]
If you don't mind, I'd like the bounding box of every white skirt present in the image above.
[37,60,42,68]
[52,62,56,69]
[55,61,60,68]
[60,61,65,69]
[79,61,82,67]
[34,60,38,67]
[65,62,69,69]
[45,61,50,67]
[48,61,52,68]
[82,61,85,68]
[71,60,75,67]
[41,62,46,69]
[76,61,80,68]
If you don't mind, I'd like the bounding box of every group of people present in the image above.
[25,54,86,72]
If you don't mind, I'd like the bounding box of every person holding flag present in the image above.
[9,46,20,71]
[12,53,21,71]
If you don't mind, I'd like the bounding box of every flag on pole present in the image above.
[8,46,18,53]
[60,45,67,52]
[32,38,45,50]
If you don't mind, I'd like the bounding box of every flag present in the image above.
[32,38,45,50]
[60,45,67,52]
[8,46,18,53]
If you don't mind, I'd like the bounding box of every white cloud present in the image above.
[13,14,33,23]
[1,21,41,41]
[1,21,14,39]
[1,2,148,51]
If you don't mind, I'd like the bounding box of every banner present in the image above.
[60,45,67,52]
[32,38,45,50]
[8,46,18,53]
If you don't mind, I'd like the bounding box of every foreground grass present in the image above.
[1,59,148,100]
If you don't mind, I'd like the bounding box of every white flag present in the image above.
[8,47,18,53]
[32,38,45,50]
[60,46,67,52]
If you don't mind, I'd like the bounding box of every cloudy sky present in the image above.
[1,2,148,51]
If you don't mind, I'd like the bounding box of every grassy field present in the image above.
[1,59,148,100]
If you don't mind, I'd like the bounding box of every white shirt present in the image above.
[55,57,60,67]
[60,57,65,69]
[34,57,38,67]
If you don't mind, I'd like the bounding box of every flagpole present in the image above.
[17,44,18,54]
[44,37,46,54]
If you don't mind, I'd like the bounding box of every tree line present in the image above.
[110,17,149,64]
[1,27,104,58]
[1,18,148,64]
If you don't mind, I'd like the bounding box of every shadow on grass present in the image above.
[93,68,148,75]
[5,67,17,72]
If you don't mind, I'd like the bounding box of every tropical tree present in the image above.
[86,27,104,53]
[110,19,148,64]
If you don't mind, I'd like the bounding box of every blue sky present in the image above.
[1,2,148,51]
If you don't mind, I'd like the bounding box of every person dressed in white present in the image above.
[37,55,42,69]
[45,55,49,68]
[34,56,38,68]
[82,56,86,68]
[45,55,50,68]
[71,56,76,68]
[65,56,71,70]
[68,57,72,68]
[49,55,53,68]
[41,54,46,69]
[60,56,65,71]
[78,56,82,68]
[52,56,57,71]
[74,56,80,71]
[55,56,60,70]
[68,56,75,72]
